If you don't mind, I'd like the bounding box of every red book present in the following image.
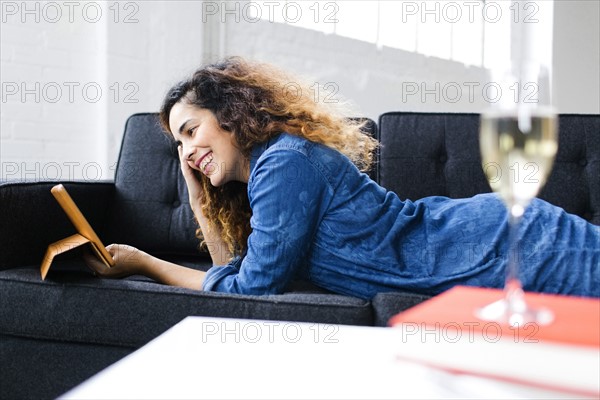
[389,286,600,397]
[389,285,600,348]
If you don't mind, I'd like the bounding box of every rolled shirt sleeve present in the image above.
[202,256,243,292]
[201,146,331,295]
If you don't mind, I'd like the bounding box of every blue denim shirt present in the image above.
[203,133,599,299]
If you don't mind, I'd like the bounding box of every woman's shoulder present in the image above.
[253,132,344,161]
[250,133,353,186]
[264,133,315,154]
[266,133,350,165]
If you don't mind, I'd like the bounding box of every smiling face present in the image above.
[169,101,249,186]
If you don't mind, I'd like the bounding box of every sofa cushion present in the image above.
[1,335,132,400]
[378,112,600,225]
[371,292,432,327]
[544,115,600,225]
[0,262,373,349]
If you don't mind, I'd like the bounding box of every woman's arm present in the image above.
[138,250,205,289]
[202,147,331,295]
[83,244,205,290]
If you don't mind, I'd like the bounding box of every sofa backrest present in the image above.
[106,113,201,256]
[378,112,600,226]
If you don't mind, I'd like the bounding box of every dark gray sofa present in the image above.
[1,112,598,399]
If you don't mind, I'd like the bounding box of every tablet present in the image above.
[41,184,115,277]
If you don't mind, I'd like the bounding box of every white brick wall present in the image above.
[1,1,204,181]
[553,0,600,113]
[222,19,491,121]
[1,0,598,182]
[102,1,205,177]
[1,8,102,181]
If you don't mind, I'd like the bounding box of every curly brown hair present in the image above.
[159,57,378,259]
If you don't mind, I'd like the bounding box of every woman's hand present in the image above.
[178,144,204,215]
[177,144,233,266]
[83,243,147,279]
[83,243,206,289]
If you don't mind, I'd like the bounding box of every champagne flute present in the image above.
[477,65,558,326]
[476,0,559,326]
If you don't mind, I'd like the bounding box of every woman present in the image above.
[84,57,600,299]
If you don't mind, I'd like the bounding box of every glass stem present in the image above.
[505,209,526,315]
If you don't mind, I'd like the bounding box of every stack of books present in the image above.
[389,286,599,398]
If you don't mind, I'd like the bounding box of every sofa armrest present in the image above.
[0,181,115,270]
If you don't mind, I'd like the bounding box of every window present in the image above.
[249,0,553,69]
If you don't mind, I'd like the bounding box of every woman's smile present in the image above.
[196,151,214,174]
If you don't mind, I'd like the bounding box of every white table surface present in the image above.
[61,316,598,400]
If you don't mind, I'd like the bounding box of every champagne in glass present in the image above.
[480,109,558,218]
